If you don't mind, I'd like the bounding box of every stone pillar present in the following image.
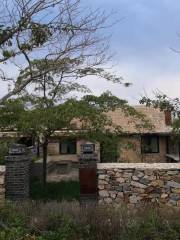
[5,155,31,200]
[0,166,5,207]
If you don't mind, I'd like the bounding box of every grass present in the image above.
[0,201,180,240]
[30,178,80,201]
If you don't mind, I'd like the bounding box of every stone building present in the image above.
[46,106,177,163]
[0,106,179,163]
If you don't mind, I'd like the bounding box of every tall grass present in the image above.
[0,201,180,240]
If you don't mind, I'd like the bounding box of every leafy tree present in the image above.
[0,92,150,185]
[0,0,128,104]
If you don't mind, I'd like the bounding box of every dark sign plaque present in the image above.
[9,144,27,155]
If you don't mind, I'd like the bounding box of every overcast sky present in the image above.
[1,0,180,104]
[81,0,180,104]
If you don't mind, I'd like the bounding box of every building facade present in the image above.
[46,106,176,163]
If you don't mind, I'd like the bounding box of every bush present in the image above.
[0,201,179,240]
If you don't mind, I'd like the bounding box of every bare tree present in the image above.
[0,0,124,104]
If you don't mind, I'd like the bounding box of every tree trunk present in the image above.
[42,141,48,187]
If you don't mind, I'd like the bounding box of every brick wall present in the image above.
[97,163,180,208]
[0,166,5,207]
[5,155,31,200]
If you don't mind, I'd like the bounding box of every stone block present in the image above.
[161,193,168,199]
[168,199,177,206]
[109,191,117,199]
[144,170,154,175]
[131,181,147,189]
[99,175,107,180]
[0,177,4,185]
[170,194,180,201]
[171,188,180,194]
[115,172,122,178]
[172,176,180,183]
[98,180,108,185]
[123,183,131,192]
[98,185,104,190]
[139,178,150,185]
[134,171,144,178]
[133,187,145,194]
[115,186,123,192]
[129,195,141,204]
[151,180,164,187]
[167,171,179,175]
[116,177,125,183]
[99,190,109,198]
[97,170,106,175]
[177,200,180,207]
[144,175,156,181]
[123,172,132,178]
[104,197,112,204]
[117,192,124,198]
[166,181,180,189]
[132,176,139,181]
[107,170,115,175]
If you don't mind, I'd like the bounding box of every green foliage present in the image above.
[100,134,120,162]
[30,179,80,201]
[0,139,14,164]
[0,99,24,130]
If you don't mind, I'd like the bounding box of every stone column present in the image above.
[5,155,31,200]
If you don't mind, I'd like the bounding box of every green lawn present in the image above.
[30,178,80,201]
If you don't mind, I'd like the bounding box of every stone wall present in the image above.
[0,166,5,207]
[97,163,180,207]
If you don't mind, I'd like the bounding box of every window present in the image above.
[141,135,159,154]
[59,140,76,154]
